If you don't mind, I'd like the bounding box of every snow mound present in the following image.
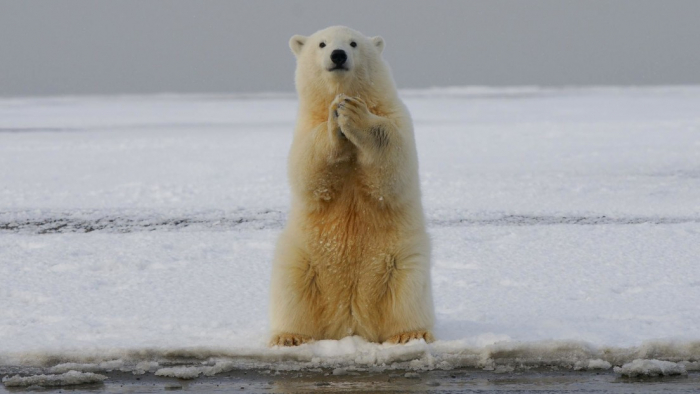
[2,370,107,387]
[614,359,687,377]
[574,359,612,371]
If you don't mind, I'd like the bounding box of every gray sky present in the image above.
[1,0,699,97]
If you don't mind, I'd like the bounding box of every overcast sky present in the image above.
[1,0,699,97]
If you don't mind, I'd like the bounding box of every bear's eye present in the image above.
[319,42,326,48]
[350,41,357,48]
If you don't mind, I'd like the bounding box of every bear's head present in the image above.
[289,26,393,103]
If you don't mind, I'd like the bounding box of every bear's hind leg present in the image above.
[373,248,435,345]
[269,235,324,346]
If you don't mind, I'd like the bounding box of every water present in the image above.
[3,369,699,393]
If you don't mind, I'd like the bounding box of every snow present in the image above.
[614,359,687,377]
[1,87,700,379]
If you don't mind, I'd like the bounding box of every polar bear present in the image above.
[269,26,434,346]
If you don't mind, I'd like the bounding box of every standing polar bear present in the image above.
[269,26,434,346]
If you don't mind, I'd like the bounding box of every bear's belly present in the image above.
[302,199,403,340]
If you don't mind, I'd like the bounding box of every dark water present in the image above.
[2,369,699,393]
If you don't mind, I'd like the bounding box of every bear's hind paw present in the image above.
[269,333,314,347]
[384,330,435,345]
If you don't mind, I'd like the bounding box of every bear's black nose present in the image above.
[330,50,347,66]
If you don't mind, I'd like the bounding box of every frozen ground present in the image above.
[1,87,700,385]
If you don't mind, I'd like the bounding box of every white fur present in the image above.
[270,26,434,346]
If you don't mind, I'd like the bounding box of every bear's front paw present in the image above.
[269,333,314,347]
[335,95,370,133]
[384,330,435,345]
[328,94,346,139]
[329,93,348,119]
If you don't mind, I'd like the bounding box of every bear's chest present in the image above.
[305,188,398,263]
[313,160,386,203]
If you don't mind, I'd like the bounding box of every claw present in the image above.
[384,330,434,345]
[270,333,314,347]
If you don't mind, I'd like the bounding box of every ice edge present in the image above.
[2,337,699,379]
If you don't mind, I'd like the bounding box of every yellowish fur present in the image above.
[270,26,434,346]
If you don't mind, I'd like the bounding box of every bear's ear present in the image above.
[289,35,307,57]
[371,36,385,54]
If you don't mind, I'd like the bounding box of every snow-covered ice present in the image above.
[2,370,107,387]
[1,87,700,379]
